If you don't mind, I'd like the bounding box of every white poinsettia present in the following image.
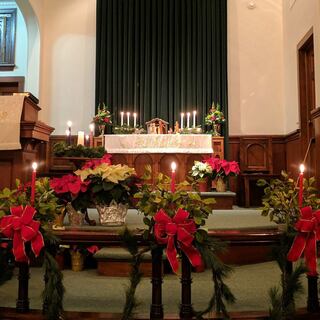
[191,161,212,180]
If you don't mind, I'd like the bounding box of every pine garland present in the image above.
[41,231,65,320]
[268,234,307,319]
[121,228,150,320]
[194,238,235,319]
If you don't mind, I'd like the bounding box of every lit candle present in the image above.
[127,112,130,126]
[193,110,196,128]
[299,164,305,207]
[77,131,85,146]
[89,123,94,148]
[65,129,70,145]
[31,162,37,207]
[85,134,90,147]
[133,113,137,127]
[67,120,72,145]
[171,162,177,193]
[187,112,190,129]
[181,113,184,129]
[120,112,124,126]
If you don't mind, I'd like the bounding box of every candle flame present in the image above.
[32,162,38,171]
[187,112,190,116]
[67,121,72,127]
[299,164,305,173]
[171,162,177,172]
[127,112,130,116]
[133,112,137,116]
[89,123,94,131]
[121,111,124,115]
[86,135,89,140]
[65,129,70,136]
[193,110,197,114]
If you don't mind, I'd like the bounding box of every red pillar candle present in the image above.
[31,162,37,206]
[298,164,305,208]
[89,123,94,148]
[171,162,177,193]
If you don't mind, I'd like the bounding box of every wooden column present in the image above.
[150,247,164,319]
[179,253,193,319]
[16,262,30,312]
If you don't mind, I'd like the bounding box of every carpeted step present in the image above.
[94,247,166,277]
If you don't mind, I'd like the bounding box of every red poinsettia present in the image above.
[204,157,240,178]
[50,174,90,197]
[81,154,112,170]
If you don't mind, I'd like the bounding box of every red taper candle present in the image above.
[171,162,177,193]
[298,164,305,208]
[31,162,37,206]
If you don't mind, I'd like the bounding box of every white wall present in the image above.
[29,0,96,135]
[228,0,285,135]
[0,1,28,79]
[282,0,320,133]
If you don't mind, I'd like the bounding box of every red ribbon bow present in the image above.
[287,206,320,276]
[0,206,44,263]
[153,208,203,273]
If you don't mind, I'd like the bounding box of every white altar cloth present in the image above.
[104,134,213,154]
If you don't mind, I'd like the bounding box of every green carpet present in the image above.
[0,262,310,314]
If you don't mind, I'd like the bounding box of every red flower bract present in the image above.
[81,154,112,170]
[204,157,240,177]
[50,174,90,197]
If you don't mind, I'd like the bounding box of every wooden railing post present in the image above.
[307,275,319,312]
[179,253,193,319]
[150,247,164,319]
[16,262,30,312]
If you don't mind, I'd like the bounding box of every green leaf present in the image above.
[103,181,114,191]
[203,198,216,205]
[188,193,202,201]
[92,184,103,193]
[143,217,151,226]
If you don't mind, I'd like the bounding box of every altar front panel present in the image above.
[104,134,213,154]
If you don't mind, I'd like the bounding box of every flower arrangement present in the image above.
[205,157,240,180]
[92,103,112,126]
[205,102,226,136]
[190,161,213,181]
[205,102,226,125]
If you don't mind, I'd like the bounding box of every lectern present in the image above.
[0,93,54,189]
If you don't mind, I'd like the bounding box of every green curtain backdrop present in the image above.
[96,0,228,132]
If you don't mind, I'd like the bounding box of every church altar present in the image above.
[103,134,213,184]
[104,134,213,154]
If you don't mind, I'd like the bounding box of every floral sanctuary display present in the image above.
[0,178,64,319]
[119,168,235,319]
[53,141,107,158]
[92,103,112,135]
[205,102,226,136]
[204,157,240,180]
[258,171,320,318]
[50,156,140,226]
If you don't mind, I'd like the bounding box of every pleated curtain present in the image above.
[96,0,228,133]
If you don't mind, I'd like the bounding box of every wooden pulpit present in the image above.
[0,93,54,189]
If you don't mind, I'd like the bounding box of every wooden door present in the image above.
[298,34,316,177]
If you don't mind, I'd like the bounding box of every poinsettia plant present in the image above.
[75,163,140,206]
[190,161,213,181]
[204,157,240,180]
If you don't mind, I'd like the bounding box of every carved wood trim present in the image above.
[311,107,320,120]
[284,129,300,143]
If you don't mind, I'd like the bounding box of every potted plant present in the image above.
[75,163,140,226]
[205,102,226,136]
[204,157,240,192]
[258,171,320,318]
[190,161,213,192]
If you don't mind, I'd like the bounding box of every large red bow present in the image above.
[0,206,44,263]
[153,208,203,273]
[287,206,320,276]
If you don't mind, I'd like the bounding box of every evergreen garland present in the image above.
[42,232,65,320]
[268,234,307,319]
[194,238,235,319]
[121,228,150,320]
